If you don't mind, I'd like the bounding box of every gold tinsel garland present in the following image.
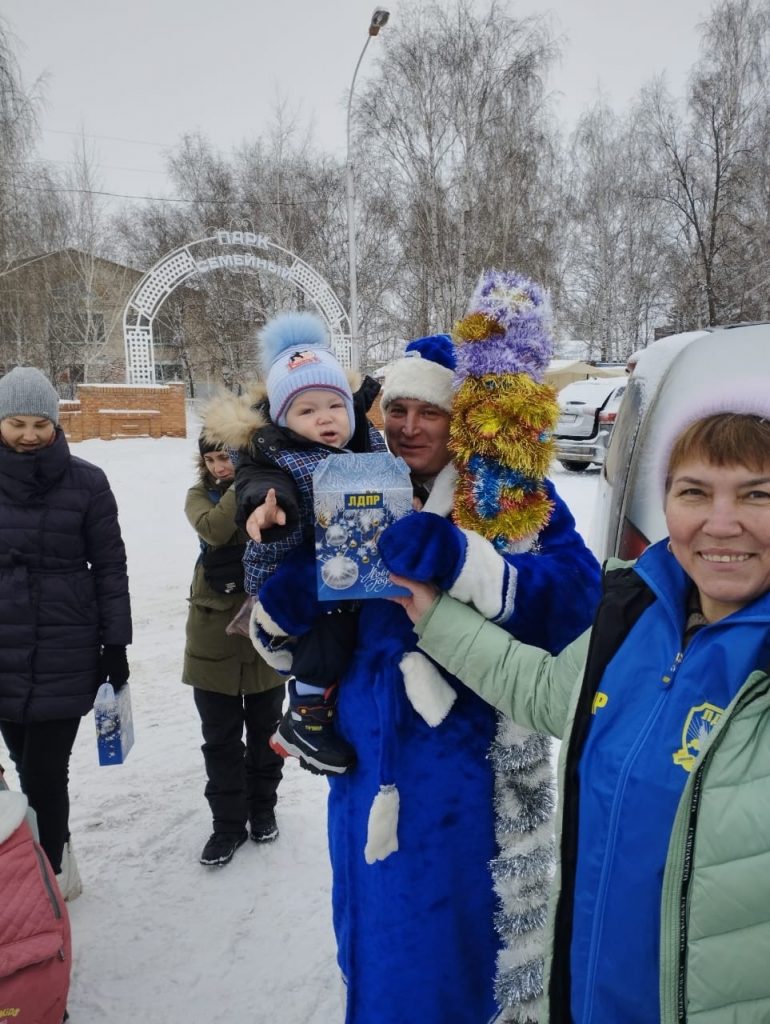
[449,308,560,545]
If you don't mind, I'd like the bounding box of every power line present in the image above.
[47,158,168,176]
[43,128,168,149]
[13,183,337,207]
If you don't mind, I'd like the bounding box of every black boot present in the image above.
[250,811,279,843]
[199,830,247,867]
[269,679,356,776]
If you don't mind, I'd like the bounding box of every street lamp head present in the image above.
[347,5,390,369]
[369,8,390,35]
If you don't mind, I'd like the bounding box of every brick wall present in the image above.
[59,382,186,442]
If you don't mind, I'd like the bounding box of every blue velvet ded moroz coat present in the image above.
[328,463,600,1024]
[0,430,131,723]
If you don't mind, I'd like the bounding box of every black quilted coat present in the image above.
[0,430,132,723]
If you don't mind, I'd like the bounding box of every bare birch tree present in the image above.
[638,0,770,326]
[353,0,559,338]
[563,103,668,358]
[0,17,44,268]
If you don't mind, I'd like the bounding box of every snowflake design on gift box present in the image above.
[321,553,360,590]
[316,499,409,591]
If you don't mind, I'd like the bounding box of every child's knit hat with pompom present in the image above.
[260,312,354,439]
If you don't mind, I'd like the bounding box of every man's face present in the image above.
[384,398,452,479]
[0,415,56,452]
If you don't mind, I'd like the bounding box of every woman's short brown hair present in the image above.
[666,414,770,491]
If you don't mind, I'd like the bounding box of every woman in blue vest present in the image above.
[389,390,770,1024]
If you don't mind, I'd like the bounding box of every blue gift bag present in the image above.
[94,683,134,766]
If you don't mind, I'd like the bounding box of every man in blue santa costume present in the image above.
[256,273,601,1024]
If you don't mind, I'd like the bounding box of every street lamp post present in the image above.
[346,7,389,371]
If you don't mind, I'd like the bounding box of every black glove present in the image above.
[98,645,130,691]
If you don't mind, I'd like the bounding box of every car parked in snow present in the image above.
[590,322,770,561]
[554,377,627,472]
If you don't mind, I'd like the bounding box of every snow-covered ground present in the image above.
[0,422,601,1024]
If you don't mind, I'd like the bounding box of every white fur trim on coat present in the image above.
[448,529,518,623]
[249,601,294,673]
[364,784,400,864]
[255,644,293,674]
[400,651,457,726]
[253,600,289,638]
[422,463,458,517]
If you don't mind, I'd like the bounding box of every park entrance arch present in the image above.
[122,230,352,385]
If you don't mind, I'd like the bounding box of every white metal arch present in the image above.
[122,230,353,384]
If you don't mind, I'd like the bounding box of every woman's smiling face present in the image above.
[665,458,770,621]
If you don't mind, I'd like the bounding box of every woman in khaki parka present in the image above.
[183,426,284,868]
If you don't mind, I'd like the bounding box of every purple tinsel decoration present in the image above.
[456,270,554,384]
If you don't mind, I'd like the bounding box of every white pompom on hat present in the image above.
[260,312,354,438]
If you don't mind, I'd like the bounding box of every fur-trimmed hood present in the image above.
[199,382,269,451]
[199,370,366,451]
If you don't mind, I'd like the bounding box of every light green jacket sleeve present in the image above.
[415,593,590,739]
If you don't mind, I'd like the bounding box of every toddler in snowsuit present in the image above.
[234,312,385,775]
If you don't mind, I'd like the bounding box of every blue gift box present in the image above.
[313,452,413,601]
[94,682,135,766]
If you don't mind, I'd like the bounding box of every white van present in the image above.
[590,323,770,560]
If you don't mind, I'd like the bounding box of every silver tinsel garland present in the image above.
[490,715,556,1023]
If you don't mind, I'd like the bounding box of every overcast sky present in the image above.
[5,0,711,203]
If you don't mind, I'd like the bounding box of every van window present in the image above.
[604,375,642,488]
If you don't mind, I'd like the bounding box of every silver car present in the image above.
[590,323,770,560]
[554,377,627,472]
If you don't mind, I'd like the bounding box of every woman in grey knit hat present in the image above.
[0,366,132,900]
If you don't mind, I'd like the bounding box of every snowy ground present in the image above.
[0,421,601,1024]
